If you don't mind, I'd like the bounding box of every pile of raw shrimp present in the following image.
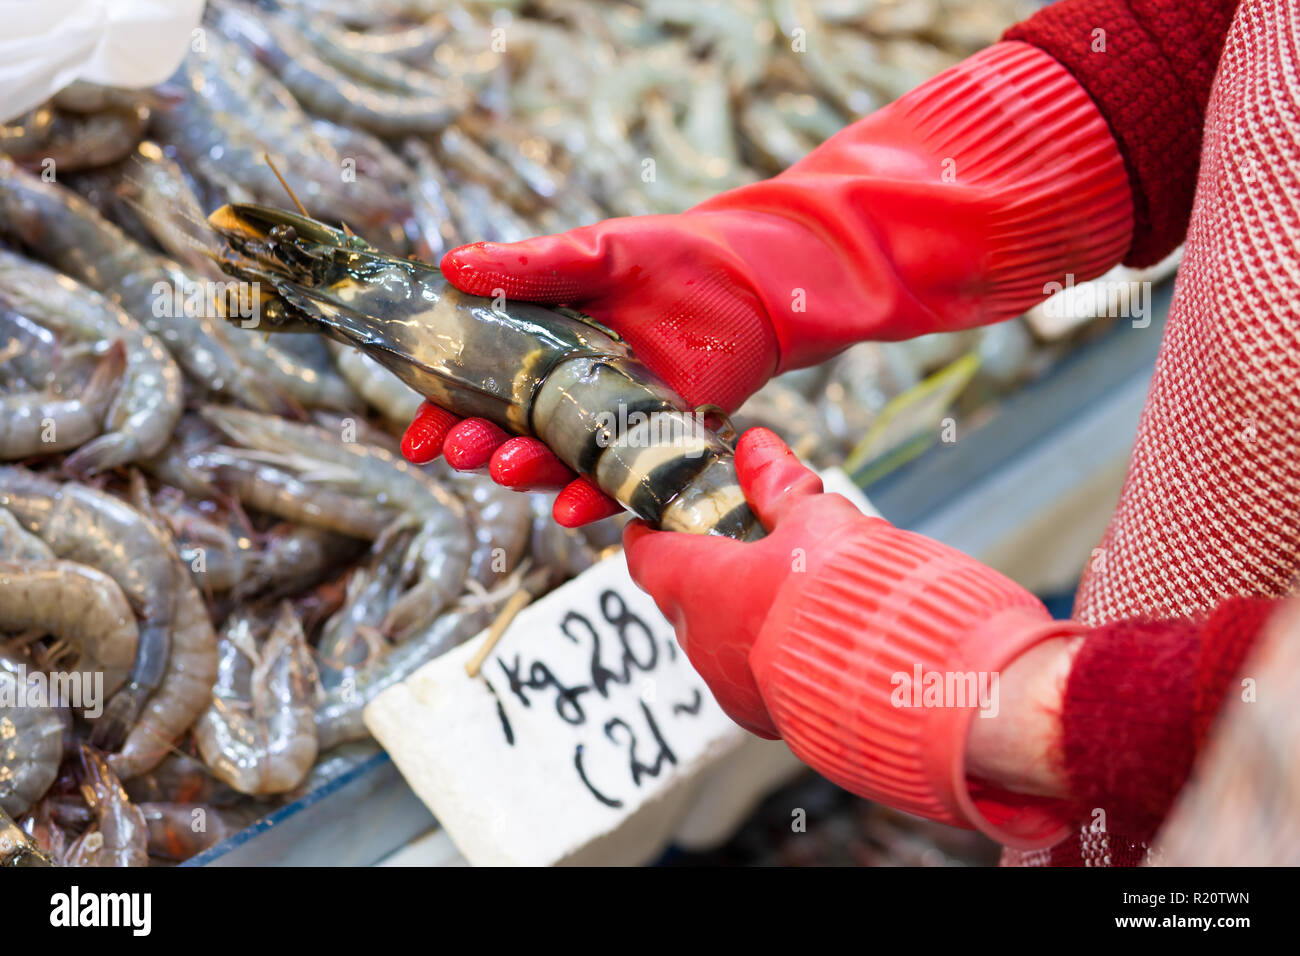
[0,0,1031,866]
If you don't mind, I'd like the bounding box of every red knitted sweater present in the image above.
[1001,0,1300,865]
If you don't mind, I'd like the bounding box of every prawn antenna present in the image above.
[263,152,356,237]
[263,153,310,218]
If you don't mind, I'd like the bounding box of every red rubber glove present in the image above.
[403,41,1133,528]
[625,427,1086,848]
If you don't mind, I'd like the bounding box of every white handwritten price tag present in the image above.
[365,556,742,865]
[365,468,876,866]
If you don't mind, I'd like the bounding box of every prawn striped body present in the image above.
[209,204,764,541]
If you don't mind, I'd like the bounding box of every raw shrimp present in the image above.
[644,92,753,197]
[109,552,218,780]
[310,410,402,455]
[0,507,54,560]
[317,16,447,65]
[316,604,492,750]
[242,525,360,600]
[76,143,362,412]
[0,468,176,748]
[0,309,59,388]
[316,521,416,687]
[0,342,124,461]
[157,491,356,597]
[328,342,423,425]
[209,205,763,540]
[124,752,244,808]
[209,1,464,138]
[195,603,319,795]
[734,377,840,465]
[0,560,140,706]
[53,82,158,114]
[0,105,54,158]
[226,325,361,411]
[65,746,148,867]
[455,116,606,232]
[436,126,546,216]
[41,796,93,831]
[199,406,472,628]
[139,413,222,499]
[198,448,396,540]
[153,30,412,254]
[8,105,151,173]
[772,88,850,141]
[527,493,602,588]
[277,0,444,29]
[139,802,244,861]
[107,549,218,780]
[290,9,451,96]
[0,250,183,472]
[0,660,63,817]
[402,137,466,261]
[309,118,417,184]
[738,99,816,172]
[17,798,68,863]
[444,469,532,588]
[151,492,263,594]
[69,141,218,278]
[0,160,283,414]
[444,179,536,246]
[199,405,469,534]
[1,806,52,866]
[579,512,630,554]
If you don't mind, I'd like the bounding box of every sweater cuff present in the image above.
[1004,0,1238,266]
[748,521,1081,849]
[891,41,1134,320]
[1061,595,1279,840]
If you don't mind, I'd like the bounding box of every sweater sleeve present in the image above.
[1005,0,1241,266]
[1059,594,1278,841]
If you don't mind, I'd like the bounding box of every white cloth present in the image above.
[0,0,204,122]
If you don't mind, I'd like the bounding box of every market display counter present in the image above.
[187,284,1170,866]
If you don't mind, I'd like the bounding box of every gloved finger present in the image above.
[552,475,622,527]
[442,418,510,471]
[622,519,740,607]
[439,216,670,303]
[734,427,824,529]
[441,235,599,303]
[489,436,575,491]
[401,402,460,464]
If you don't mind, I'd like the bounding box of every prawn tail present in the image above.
[63,431,139,477]
[88,682,148,752]
[82,340,128,417]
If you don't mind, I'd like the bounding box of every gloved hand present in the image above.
[625,427,1086,849]
[403,41,1133,528]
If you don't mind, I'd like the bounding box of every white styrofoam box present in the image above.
[366,469,875,866]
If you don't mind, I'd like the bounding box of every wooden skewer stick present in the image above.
[465,587,532,678]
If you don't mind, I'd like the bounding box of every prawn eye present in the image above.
[268,224,298,244]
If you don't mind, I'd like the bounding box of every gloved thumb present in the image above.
[622,519,745,610]
[440,219,653,303]
[733,428,823,529]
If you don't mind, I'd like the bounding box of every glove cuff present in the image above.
[750,521,1082,849]
[715,40,1134,369]
[920,41,1133,321]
